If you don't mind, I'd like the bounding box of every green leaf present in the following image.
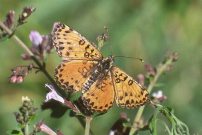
[6,129,23,135]
[148,112,158,135]
[155,104,190,135]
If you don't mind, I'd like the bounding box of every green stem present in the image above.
[85,117,92,135]
[24,123,29,135]
[23,111,29,135]
[0,21,66,97]
[0,21,33,56]
[129,58,173,135]
[31,56,67,96]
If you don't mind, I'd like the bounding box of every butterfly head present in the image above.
[102,56,114,71]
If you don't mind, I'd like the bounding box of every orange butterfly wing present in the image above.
[52,22,102,93]
[111,66,149,108]
[52,22,102,60]
[82,72,114,112]
[55,60,98,92]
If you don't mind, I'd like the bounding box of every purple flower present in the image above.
[45,84,64,103]
[44,84,79,113]
[29,31,43,46]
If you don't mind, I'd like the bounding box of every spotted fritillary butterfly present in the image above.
[52,22,149,112]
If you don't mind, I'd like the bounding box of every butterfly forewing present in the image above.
[52,22,102,60]
[111,66,149,108]
[82,72,114,112]
[55,60,98,92]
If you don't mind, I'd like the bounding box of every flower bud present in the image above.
[18,7,36,24]
[4,10,15,29]
[29,31,43,47]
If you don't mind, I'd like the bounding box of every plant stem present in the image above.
[23,112,29,135]
[85,117,92,135]
[0,21,33,56]
[0,21,67,97]
[24,123,29,135]
[129,58,173,135]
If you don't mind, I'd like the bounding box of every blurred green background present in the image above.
[0,0,202,134]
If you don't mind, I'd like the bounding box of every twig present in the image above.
[85,117,92,135]
[0,21,33,56]
[129,58,173,135]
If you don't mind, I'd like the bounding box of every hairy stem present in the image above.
[85,117,92,135]
[129,58,173,135]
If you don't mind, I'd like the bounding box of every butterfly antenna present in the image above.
[114,55,144,63]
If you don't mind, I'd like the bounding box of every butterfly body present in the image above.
[82,56,114,92]
[52,22,149,112]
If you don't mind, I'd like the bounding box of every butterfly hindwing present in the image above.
[111,66,149,108]
[52,22,102,60]
[82,72,114,112]
[55,60,98,92]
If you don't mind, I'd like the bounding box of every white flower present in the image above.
[45,84,64,104]
[152,90,167,102]
[152,90,163,98]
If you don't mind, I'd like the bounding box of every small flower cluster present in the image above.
[9,64,33,83]
[151,90,167,103]
[14,97,37,125]
[18,7,36,25]
[137,52,179,103]
[0,7,35,39]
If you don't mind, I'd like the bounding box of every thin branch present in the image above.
[129,58,174,135]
